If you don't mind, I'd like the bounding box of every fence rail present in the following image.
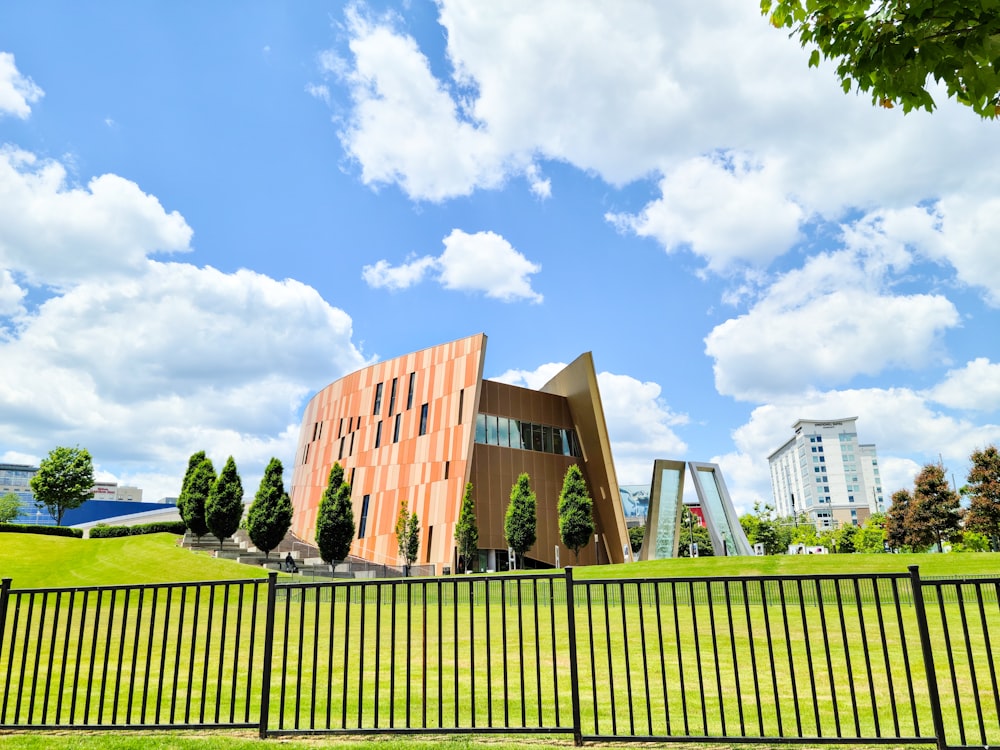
[1,566,998,748]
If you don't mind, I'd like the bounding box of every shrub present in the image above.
[89,521,187,539]
[0,523,83,538]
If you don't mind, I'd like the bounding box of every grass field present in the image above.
[2,531,998,590]
[1,533,998,747]
[0,534,268,588]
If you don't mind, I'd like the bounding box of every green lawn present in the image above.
[2,531,998,590]
[0,533,268,588]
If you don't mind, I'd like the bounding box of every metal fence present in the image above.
[1,566,998,748]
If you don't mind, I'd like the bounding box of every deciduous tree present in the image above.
[886,489,913,550]
[206,456,244,547]
[854,512,888,553]
[0,491,22,523]
[558,465,594,561]
[316,462,354,567]
[178,451,214,541]
[245,458,293,560]
[454,483,479,573]
[762,0,1000,118]
[395,498,420,575]
[907,463,961,552]
[29,446,94,526]
[962,445,1000,551]
[504,473,537,569]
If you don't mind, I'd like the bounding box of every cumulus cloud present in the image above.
[0,149,193,287]
[927,359,1000,412]
[607,152,804,271]
[493,363,688,483]
[0,52,43,118]
[705,244,960,401]
[0,146,368,506]
[328,1,1000,295]
[363,229,542,302]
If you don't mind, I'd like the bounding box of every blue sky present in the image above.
[2,1,998,511]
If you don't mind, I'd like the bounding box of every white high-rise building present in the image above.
[768,417,883,529]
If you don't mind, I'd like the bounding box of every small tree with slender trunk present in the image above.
[885,488,911,551]
[245,458,293,560]
[316,462,354,569]
[558,464,593,561]
[30,446,95,526]
[504,473,536,570]
[454,482,479,573]
[395,499,420,575]
[0,491,23,524]
[206,456,244,547]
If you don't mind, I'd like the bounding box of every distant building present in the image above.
[768,417,883,529]
[1,463,155,526]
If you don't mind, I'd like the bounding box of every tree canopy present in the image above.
[206,456,244,546]
[962,444,1000,551]
[885,488,913,550]
[0,491,23,524]
[454,482,479,573]
[762,0,1000,118]
[178,451,215,540]
[315,462,355,565]
[504,473,537,569]
[245,457,293,559]
[558,465,594,560]
[908,463,961,551]
[29,446,94,526]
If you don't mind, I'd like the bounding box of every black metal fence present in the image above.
[1,566,997,748]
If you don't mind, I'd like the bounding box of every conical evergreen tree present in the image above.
[454,483,479,572]
[206,456,244,548]
[504,473,536,570]
[558,464,594,561]
[316,462,354,566]
[246,457,293,560]
[178,451,214,541]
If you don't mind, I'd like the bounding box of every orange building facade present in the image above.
[289,333,632,573]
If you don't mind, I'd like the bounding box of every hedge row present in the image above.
[89,521,187,538]
[0,523,83,538]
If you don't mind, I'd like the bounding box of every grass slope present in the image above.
[581,551,1000,579]
[0,533,267,588]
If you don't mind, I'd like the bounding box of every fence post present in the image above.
[258,572,279,739]
[564,567,583,746]
[0,579,10,657]
[908,565,947,750]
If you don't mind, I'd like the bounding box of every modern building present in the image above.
[767,417,883,529]
[289,333,632,574]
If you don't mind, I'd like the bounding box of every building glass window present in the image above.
[458,389,464,425]
[388,378,398,416]
[373,383,384,415]
[487,415,499,445]
[475,413,487,444]
[393,413,401,443]
[358,495,370,538]
[374,421,382,449]
[498,417,510,447]
[419,403,429,435]
[407,372,416,410]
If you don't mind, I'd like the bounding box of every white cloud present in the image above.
[0,149,193,287]
[607,152,804,271]
[705,246,960,401]
[363,229,542,302]
[0,52,43,118]
[927,359,1000,412]
[362,255,436,290]
[493,363,688,484]
[305,83,331,105]
[0,148,368,513]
